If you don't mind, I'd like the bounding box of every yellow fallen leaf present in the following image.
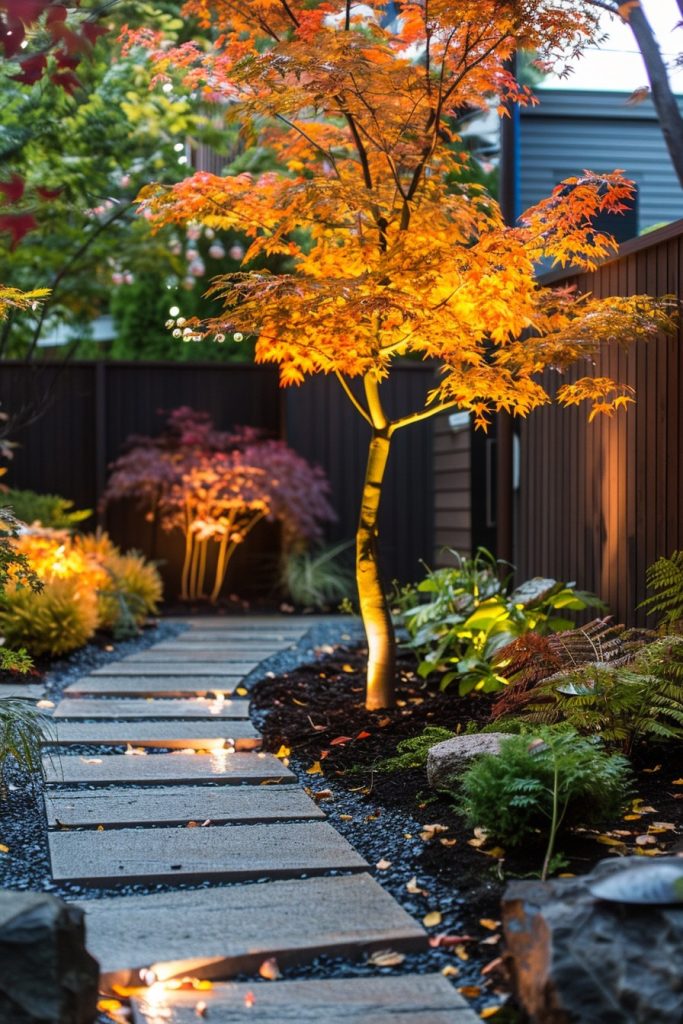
[673,778,683,785]
[96,825,105,832]
[423,910,442,927]
[258,957,281,980]
[340,814,353,821]
[0,844,9,853]
[595,835,626,847]
[479,918,500,931]
[455,943,470,961]
[480,846,506,858]
[367,948,405,967]
[623,814,641,821]
[306,761,323,775]
[458,985,481,999]
[275,745,291,759]
[440,838,457,847]
[341,663,355,673]
[558,873,576,878]
[235,687,248,696]
[480,1007,500,1019]
[406,876,428,895]
[441,964,460,978]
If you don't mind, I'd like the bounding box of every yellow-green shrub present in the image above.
[97,551,163,634]
[0,578,98,657]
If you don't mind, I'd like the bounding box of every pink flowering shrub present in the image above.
[101,407,335,602]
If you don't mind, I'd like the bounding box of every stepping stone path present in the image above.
[41,616,477,1021]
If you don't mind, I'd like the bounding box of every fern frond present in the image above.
[638,551,683,631]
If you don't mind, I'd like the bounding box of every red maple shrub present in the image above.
[101,407,335,602]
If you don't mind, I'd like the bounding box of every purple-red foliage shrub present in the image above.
[101,407,335,601]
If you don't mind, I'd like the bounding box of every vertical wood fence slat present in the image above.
[518,220,683,625]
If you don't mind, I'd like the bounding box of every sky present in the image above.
[545,1,683,92]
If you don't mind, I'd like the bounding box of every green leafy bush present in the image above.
[281,541,354,610]
[509,636,683,754]
[0,507,41,673]
[4,489,91,530]
[639,551,683,632]
[377,726,455,772]
[0,578,99,657]
[397,548,604,695]
[460,727,631,878]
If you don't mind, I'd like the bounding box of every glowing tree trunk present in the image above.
[357,428,396,710]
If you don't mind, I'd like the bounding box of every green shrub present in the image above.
[513,636,683,754]
[281,541,354,610]
[396,547,604,695]
[377,726,455,772]
[0,507,41,673]
[5,489,91,529]
[0,578,98,657]
[639,551,683,632]
[97,551,163,638]
[460,727,631,879]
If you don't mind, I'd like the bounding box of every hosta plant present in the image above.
[460,727,631,880]
[397,548,604,695]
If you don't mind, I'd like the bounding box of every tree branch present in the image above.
[335,371,373,425]
[389,400,459,434]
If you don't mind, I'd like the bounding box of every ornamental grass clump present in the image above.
[460,727,630,880]
[102,407,336,603]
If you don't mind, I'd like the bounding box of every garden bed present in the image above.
[251,641,683,1017]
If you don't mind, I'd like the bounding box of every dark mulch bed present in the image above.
[251,641,683,1016]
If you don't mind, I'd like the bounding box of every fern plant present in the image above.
[491,618,655,721]
[509,637,683,754]
[460,727,631,879]
[639,551,683,632]
[281,541,354,610]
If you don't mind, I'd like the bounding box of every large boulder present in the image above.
[0,889,99,1023]
[502,857,683,1023]
[426,733,506,789]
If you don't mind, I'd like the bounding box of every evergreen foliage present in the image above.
[377,726,455,772]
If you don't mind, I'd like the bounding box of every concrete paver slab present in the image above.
[42,751,294,786]
[44,785,325,828]
[49,821,366,885]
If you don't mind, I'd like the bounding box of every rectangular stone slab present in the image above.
[44,785,325,828]
[131,976,477,1023]
[122,649,283,662]
[91,664,255,677]
[76,873,426,985]
[52,698,251,720]
[48,821,366,886]
[64,678,240,698]
[42,751,293,787]
[41,720,261,751]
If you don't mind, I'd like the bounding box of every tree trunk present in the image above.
[357,429,396,710]
[624,3,683,189]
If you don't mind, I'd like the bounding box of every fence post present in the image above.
[94,361,107,526]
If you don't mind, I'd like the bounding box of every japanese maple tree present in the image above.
[102,408,335,603]
[132,1,675,708]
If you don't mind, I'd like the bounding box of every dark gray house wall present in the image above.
[519,89,683,233]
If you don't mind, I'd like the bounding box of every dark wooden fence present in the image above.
[0,360,434,597]
[517,219,683,625]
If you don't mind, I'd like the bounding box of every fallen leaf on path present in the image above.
[480,934,501,945]
[339,814,353,821]
[258,958,281,981]
[330,735,353,745]
[642,764,661,773]
[673,778,683,785]
[482,957,504,976]
[479,918,500,931]
[367,948,405,967]
[635,835,656,845]
[458,985,481,998]
[306,761,323,775]
[341,664,355,673]
[312,789,334,802]
[480,1007,501,1018]
[441,964,459,978]
[422,911,442,927]
[275,745,291,759]
[420,823,448,842]
[429,934,476,948]
[376,858,392,870]
[235,687,248,696]
[406,876,427,895]
[356,730,371,740]
[440,838,457,847]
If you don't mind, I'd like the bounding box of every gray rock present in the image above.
[502,857,683,1023]
[426,733,505,788]
[0,889,98,1023]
